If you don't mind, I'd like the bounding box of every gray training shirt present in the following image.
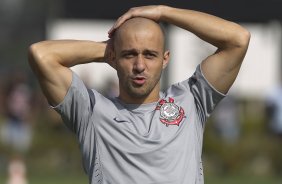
[54,65,225,184]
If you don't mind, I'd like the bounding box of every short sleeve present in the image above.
[52,71,95,134]
[188,64,226,123]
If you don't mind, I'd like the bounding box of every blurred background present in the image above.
[0,0,282,183]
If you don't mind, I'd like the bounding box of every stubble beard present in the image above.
[121,72,162,99]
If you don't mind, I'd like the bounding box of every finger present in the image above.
[108,20,122,36]
[108,13,132,36]
[108,29,115,38]
[108,19,121,36]
[108,16,124,35]
[108,26,116,38]
[116,12,134,27]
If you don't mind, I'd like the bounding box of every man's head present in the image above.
[110,17,170,104]
[112,17,166,53]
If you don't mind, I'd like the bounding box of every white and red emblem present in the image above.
[155,97,185,127]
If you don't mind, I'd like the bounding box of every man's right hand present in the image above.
[108,5,164,37]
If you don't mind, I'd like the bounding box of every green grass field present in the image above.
[205,175,282,184]
[0,172,88,184]
[1,173,281,184]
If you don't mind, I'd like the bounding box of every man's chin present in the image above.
[128,87,150,98]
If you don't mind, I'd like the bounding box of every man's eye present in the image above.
[145,53,156,59]
[123,54,135,58]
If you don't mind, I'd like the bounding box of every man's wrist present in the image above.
[89,41,106,63]
[158,5,170,22]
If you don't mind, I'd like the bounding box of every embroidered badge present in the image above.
[155,97,185,127]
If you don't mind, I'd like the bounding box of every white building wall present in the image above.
[168,22,282,99]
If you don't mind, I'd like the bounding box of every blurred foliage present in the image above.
[203,99,282,177]
[1,97,282,181]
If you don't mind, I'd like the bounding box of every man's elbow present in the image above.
[28,42,58,75]
[236,28,251,49]
[28,41,57,66]
[28,42,46,64]
[28,43,41,71]
[222,26,250,50]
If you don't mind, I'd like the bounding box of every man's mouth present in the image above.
[131,76,146,85]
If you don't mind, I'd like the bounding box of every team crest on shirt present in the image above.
[155,97,185,127]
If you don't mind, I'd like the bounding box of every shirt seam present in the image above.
[50,71,75,109]
[199,63,227,98]
[94,124,104,183]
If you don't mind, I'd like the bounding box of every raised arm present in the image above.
[109,5,250,94]
[28,40,108,106]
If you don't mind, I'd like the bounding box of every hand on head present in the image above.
[108,5,163,38]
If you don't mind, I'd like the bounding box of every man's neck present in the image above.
[118,95,160,104]
[118,93,160,104]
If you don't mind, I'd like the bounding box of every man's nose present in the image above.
[133,55,146,73]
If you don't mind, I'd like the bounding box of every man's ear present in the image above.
[162,50,170,69]
[108,54,117,70]
[105,39,117,70]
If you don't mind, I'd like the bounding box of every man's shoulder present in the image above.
[163,79,192,99]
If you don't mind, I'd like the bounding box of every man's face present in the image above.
[113,21,169,103]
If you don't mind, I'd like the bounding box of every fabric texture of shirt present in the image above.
[53,65,225,184]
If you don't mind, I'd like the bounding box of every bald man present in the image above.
[28,5,250,184]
